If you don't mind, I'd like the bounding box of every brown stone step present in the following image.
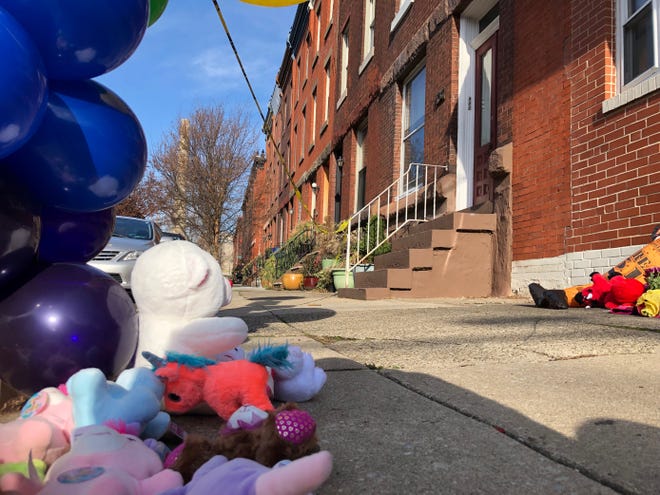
[355,268,412,289]
[337,287,392,300]
[374,248,433,270]
[391,229,457,251]
[410,211,497,234]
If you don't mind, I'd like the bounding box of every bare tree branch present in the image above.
[147,105,259,262]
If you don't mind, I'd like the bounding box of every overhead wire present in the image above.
[209,0,316,228]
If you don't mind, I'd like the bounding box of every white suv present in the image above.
[88,216,161,290]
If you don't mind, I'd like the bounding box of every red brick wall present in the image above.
[333,1,455,213]
[567,0,660,251]
[511,0,572,260]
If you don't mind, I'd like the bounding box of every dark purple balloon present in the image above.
[0,178,40,291]
[38,207,116,263]
[0,262,137,394]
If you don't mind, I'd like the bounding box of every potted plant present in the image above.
[281,271,303,290]
[315,219,344,270]
[301,253,321,290]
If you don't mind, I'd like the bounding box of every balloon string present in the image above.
[210,0,320,233]
[210,0,266,123]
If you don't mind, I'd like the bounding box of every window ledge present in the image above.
[359,50,374,74]
[391,0,414,32]
[602,72,660,114]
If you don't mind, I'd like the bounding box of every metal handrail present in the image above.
[340,163,448,285]
[273,227,316,279]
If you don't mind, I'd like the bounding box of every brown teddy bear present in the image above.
[167,403,320,482]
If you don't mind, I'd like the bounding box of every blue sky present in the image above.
[96,1,298,157]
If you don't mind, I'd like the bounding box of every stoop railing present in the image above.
[340,163,448,285]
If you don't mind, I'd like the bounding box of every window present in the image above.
[401,65,426,192]
[293,126,298,168]
[296,57,302,102]
[355,123,368,211]
[618,0,659,87]
[391,0,414,31]
[334,156,343,224]
[315,3,322,54]
[311,89,317,147]
[323,60,331,127]
[305,34,311,78]
[363,0,376,61]
[301,107,306,161]
[339,25,349,102]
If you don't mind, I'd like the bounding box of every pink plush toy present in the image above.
[0,424,183,495]
[0,387,74,467]
[159,451,333,495]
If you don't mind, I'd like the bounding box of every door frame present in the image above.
[473,32,498,205]
[456,0,499,210]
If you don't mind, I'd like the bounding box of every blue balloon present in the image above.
[0,0,149,80]
[0,262,138,394]
[38,207,116,263]
[0,80,147,212]
[0,178,40,292]
[0,6,48,158]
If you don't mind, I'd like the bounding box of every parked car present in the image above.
[88,216,162,290]
[160,231,186,242]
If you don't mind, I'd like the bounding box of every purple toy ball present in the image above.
[0,263,138,394]
[38,207,116,263]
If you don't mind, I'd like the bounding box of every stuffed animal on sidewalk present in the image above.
[66,367,170,440]
[167,403,319,483]
[131,241,249,367]
[0,387,74,467]
[0,424,183,495]
[216,345,327,403]
[269,346,326,403]
[159,451,333,495]
[143,351,285,420]
[576,273,645,310]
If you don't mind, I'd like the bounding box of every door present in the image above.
[473,33,497,205]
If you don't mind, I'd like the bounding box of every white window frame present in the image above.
[391,0,414,32]
[400,63,426,194]
[354,122,368,212]
[310,88,317,150]
[300,106,306,162]
[338,25,349,107]
[322,59,331,131]
[315,3,322,55]
[603,0,660,112]
[617,0,659,89]
[362,0,376,65]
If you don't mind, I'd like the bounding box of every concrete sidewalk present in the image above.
[204,287,659,495]
[2,287,658,494]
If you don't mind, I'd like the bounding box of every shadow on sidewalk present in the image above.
[305,359,660,495]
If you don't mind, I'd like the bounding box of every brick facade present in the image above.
[236,0,660,296]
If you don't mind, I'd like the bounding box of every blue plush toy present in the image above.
[66,367,170,440]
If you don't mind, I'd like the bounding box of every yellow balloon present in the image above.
[239,0,307,6]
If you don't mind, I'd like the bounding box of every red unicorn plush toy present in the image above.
[143,351,285,421]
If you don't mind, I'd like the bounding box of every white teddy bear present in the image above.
[131,240,248,367]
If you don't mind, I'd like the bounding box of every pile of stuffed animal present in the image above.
[575,268,660,317]
[0,241,331,494]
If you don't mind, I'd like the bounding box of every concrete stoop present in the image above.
[339,211,496,300]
